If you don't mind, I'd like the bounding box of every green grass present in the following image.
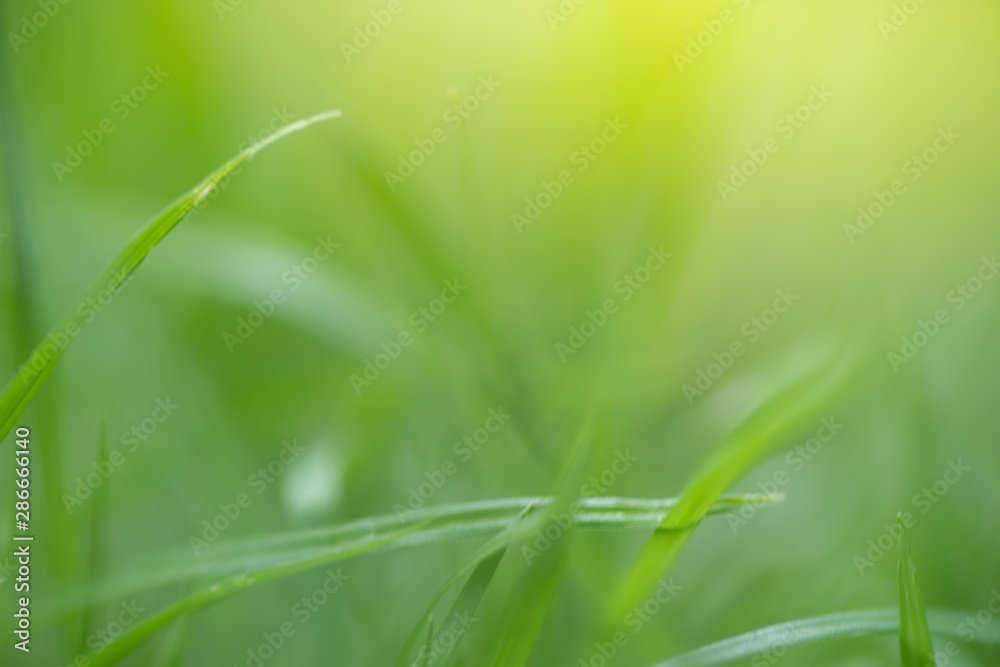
[3,3,998,666]
[56,494,781,666]
[645,609,1000,667]
[898,515,936,667]
[0,110,341,442]
[636,506,957,666]
[609,342,853,624]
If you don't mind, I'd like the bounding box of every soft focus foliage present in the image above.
[1,0,998,665]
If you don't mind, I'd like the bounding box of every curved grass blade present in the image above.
[397,414,598,667]
[55,494,782,615]
[392,501,541,667]
[0,110,342,443]
[436,547,507,664]
[609,344,853,623]
[397,414,596,667]
[898,515,936,666]
[417,618,435,667]
[646,608,1000,667]
[486,551,566,667]
[55,494,781,666]
[485,415,594,667]
[80,515,431,667]
[397,547,507,667]
[393,504,546,667]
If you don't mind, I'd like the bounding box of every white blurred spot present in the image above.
[283,444,342,518]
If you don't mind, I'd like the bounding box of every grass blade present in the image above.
[484,416,594,667]
[646,608,1000,667]
[393,504,546,667]
[53,494,782,616]
[417,618,435,667]
[77,414,111,654]
[396,416,598,667]
[486,551,566,667]
[898,515,936,667]
[437,547,507,664]
[397,547,507,667]
[149,615,192,667]
[0,110,341,442]
[53,493,779,667]
[79,515,431,667]
[609,344,852,623]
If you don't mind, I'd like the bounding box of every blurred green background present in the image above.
[1,0,999,664]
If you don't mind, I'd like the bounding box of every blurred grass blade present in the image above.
[646,608,1000,667]
[54,494,782,616]
[487,551,566,667]
[485,415,594,667]
[898,515,936,666]
[392,501,542,667]
[436,547,507,665]
[63,492,781,666]
[609,344,853,622]
[77,415,111,655]
[149,615,192,667]
[81,514,430,667]
[400,417,595,667]
[651,609,901,667]
[418,618,435,667]
[0,110,341,443]
[397,547,507,667]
